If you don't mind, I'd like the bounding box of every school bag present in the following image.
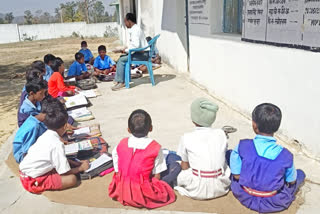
[76,78,97,90]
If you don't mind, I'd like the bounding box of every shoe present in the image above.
[112,80,118,85]
[111,83,125,91]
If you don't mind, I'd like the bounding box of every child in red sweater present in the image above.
[48,58,77,98]
[109,109,176,208]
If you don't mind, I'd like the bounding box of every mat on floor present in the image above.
[6,153,301,214]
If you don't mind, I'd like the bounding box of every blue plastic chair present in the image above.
[124,34,160,88]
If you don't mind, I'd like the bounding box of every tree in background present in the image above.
[0,18,4,24]
[24,10,33,25]
[40,12,52,24]
[4,12,14,24]
[59,1,85,22]
[112,11,117,22]
[32,10,42,24]
[91,1,105,23]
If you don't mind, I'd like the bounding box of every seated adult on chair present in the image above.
[112,13,149,91]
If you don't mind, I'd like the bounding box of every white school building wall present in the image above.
[118,0,320,159]
[0,24,20,44]
[0,22,119,44]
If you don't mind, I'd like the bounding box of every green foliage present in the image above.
[21,33,37,41]
[0,18,4,24]
[24,10,33,25]
[19,0,116,25]
[72,31,80,37]
[91,1,105,23]
[60,1,78,22]
[4,12,14,24]
[103,25,118,38]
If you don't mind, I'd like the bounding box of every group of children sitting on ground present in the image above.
[12,41,304,213]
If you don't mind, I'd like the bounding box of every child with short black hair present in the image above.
[93,45,116,76]
[18,78,47,126]
[19,101,89,194]
[14,98,56,163]
[31,61,46,78]
[19,69,43,105]
[48,57,77,98]
[175,98,231,200]
[43,54,56,81]
[67,52,90,80]
[109,109,175,208]
[230,103,305,213]
[79,41,94,64]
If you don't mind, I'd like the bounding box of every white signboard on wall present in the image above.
[242,0,268,41]
[189,0,209,25]
[302,0,320,47]
[242,0,320,50]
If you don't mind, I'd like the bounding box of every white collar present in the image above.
[128,135,153,150]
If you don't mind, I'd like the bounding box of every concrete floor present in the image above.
[0,65,319,213]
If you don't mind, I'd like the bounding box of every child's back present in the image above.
[109,110,175,208]
[230,103,305,213]
[14,115,47,163]
[175,98,230,200]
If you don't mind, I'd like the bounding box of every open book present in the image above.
[70,124,102,141]
[67,107,94,122]
[85,154,112,173]
[65,140,93,155]
[80,89,97,98]
[64,94,88,109]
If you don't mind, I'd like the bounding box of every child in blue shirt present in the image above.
[229,103,305,213]
[43,54,56,81]
[93,45,116,76]
[13,98,54,163]
[67,52,90,80]
[19,69,43,110]
[79,41,94,64]
[18,78,47,126]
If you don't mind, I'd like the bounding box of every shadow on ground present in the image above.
[130,74,176,88]
[0,63,28,79]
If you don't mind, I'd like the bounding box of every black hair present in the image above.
[25,69,41,83]
[125,13,136,23]
[81,41,87,46]
[31,60,46,73]
[50,57,64,72]
[98,45,106,52]
[75,52,84,61]
[44,101,68,130]
[44,54,56,64]
[41,97,67,113]
[25,78,48,94]
[146,36,152,42]
[252,103,282,134]
[128,109,152,138]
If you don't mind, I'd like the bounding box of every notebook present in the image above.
[80,89,97,98]
[85,154,112,173]
[64,94,88,109]
[64,140,93,155]
[67,107,91,118]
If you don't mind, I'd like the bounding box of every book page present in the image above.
[67,107,90,118]
[65,94,88,109]
[85,154,112,173]
[78,140,93,150]
[80,90,97,98]
[64,143,79,155]
[73,127,90,136]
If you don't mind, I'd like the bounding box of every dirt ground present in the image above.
[0,37,121,146]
